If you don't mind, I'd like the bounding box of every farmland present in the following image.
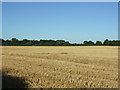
[2,46,118,88]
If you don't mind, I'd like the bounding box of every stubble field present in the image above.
[2,46,118,88]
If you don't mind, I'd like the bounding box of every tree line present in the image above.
[0,38,120,46]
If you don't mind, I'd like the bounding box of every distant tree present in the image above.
[83,41,89,46]
[4,40,11,46]
[88,41,94,46]
[0,38,3,46]
[96,41,102,46]
[103,39,110,46]
[55,40,65,46]
[11,38,18,41]
[83,41,94,46]
[62,41,70,46]
[111,40,120,46]
[11,38,19,46]
[1,38,120,46]
[23,39,29,42]
[21,39,29,46]
[31,40,39,46]
[24,41,32,46]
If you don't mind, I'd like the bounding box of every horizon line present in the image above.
[1,38,119,43]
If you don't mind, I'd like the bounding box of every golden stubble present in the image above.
[2,46,118,88]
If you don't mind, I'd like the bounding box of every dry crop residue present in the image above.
[2,46,118,88]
